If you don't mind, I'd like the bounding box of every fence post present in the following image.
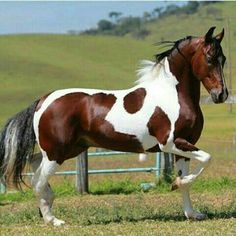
[163,152,174,183]
[155,152,162,178]
[76,150,89,194]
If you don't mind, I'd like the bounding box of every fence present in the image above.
[0,151,174,194]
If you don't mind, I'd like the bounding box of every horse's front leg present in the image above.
[161,138,211,220]
[174,156,206,220]
[163,137,211,187]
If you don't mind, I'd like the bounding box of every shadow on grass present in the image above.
[54,199,236,226]
[75,210,236,226]
[1,203,235,226]
[202,209,236,220]
[0,202,11,206]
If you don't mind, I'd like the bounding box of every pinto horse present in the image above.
[0,27,228,226]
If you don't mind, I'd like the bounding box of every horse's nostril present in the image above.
[217,89,228,103]
[211,89,227,103]
[218,91,224,101]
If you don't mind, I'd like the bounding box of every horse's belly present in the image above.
[87,126,158,153]
[102,117,158,151]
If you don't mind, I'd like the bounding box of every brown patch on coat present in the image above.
[123,88,146,114]
[174,138,199,152]
[147,107,171,145]
[38,92,144,164]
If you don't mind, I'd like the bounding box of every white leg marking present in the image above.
[162,145,211,186]
[176,158,206,220]
[31,153,65,226]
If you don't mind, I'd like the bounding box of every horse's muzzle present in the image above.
[211,88,228,103]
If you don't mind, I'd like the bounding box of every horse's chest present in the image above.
[174,104,203,140]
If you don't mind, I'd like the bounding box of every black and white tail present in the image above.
[0,100,39,189]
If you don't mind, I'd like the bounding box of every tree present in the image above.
[115,17,142,36]
[108,11,122,23]
[184,1,199,14]
[97,19,114,32]
[164,4,180,16]
[143,12,152,22]
[152,7,163,18]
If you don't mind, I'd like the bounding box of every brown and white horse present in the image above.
[0,27,228,225]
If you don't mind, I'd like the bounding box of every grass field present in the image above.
[1,178,236,235]
[1,142,236,235]
[1,188,236,235]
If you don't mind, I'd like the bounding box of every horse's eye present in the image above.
[206,55,213,65]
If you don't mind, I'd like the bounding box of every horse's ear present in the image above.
[205,26,216,44]
[215,28,224,43]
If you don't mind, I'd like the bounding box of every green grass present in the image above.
[1,176,235,235]
[0,34,154,125]
[1,181,235,235]
[1,177,235,203]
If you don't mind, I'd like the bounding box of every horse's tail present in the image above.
[0,100,39,189]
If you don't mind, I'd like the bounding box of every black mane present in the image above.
[155,36,193,63]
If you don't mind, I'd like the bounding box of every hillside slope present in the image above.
[0,35,155,122]
[0,2,235,140]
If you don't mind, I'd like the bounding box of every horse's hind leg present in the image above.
[30,153,54,217]
[31,152,64,226]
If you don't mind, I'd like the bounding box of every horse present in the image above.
[0,27,228,226]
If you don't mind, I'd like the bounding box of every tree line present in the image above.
[68,1,219,39]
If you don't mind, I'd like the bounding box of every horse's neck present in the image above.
[169,57,201,106]
[178,70,201,106]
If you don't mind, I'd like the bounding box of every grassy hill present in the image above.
[0,1,235,142]
[0,35,154,121]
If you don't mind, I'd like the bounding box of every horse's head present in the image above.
[191,27,228,103]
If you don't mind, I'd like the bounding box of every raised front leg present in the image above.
[160,138,211,220]
[162,137,211,189]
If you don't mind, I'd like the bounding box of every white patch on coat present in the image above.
[105,57,180,150]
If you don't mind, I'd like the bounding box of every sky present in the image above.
[0,1,187,35]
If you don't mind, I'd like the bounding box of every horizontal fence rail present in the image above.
[0,151,173,194]
[22,168,160,176]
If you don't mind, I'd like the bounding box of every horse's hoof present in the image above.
[186,211,206,221]
[53,218,65,226]
[171,177,181,191]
